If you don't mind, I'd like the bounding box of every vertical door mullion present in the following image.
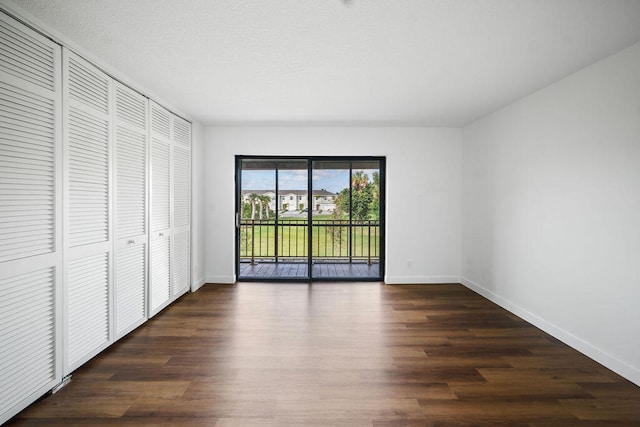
[348,163,353,264]
[275,165,279,264]
[235,157,241,278]
[307,160,313,280]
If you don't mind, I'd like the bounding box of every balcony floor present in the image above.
[239,261,381,280]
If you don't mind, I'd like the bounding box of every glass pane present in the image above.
[239,160,276,273]
[276,160,308,279]
[311,160,382,280]
[312,161,350,269]
[351,161,381,277]
[239,158,310,280]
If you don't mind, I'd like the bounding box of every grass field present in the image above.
[239,218,380,260]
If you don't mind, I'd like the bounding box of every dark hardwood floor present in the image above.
[7,283,640,426]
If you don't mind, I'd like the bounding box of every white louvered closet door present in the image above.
[114,82,147,338]
[63,50,112,373]
[172,115,191,298]
[149,101,171,316]
[0,12,62,425]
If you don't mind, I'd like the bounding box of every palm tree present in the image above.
[259,194,272,218]
[247,193,259,220]
[352,171,369,191]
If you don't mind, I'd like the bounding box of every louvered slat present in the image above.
[0,80,55,263]
[0,17,55,91]
[173,230,190,297]
[151,137,170,231]
[0,267,55,414]
[67,107,109,247]
[68,55,109,115]
[172,115,191,147]
[150,103,170,139]
[172,145,190,228]
[116,84,146,130]
[116,127,145,239]
[67,253,109,367]
[115,244,146,335]
[150,236,170,312]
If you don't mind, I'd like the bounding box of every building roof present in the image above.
[242,190,336,196]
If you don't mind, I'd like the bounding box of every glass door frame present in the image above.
[235,155,386,282]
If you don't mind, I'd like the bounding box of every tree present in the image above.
[368,171,380,220]
[334,187,350,219]
[247,193,259,220]
[333,171,380,221]
[352,170,368,191]
[351,171,372,221]
[259,194,272,219]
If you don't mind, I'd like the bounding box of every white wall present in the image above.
[191,121,206,290]
[462,41,640,385]
[204,126,462,284]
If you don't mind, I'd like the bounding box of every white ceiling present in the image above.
[5,0,640,126]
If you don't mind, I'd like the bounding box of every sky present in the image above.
[241,168,376,194]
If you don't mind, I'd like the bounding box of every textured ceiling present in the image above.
[4,0,640,126]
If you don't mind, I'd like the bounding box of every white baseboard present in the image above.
[205,275,236,284]
[384,275,460,284]
[460,277,640,387]
[191,276,207,291]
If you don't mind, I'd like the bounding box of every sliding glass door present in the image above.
[236,156,384,281]
[237,158,310,280]
[310,160,382,279]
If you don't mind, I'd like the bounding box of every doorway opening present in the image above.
[236,156,385,281]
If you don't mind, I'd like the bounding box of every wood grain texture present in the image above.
[7,283,640,426]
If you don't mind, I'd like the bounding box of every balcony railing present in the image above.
[239,219,380,265]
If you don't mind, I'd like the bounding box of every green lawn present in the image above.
[239,219,380,260]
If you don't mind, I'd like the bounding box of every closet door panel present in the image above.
[0,80,56,262]
[67,107,109,247]
[172,143,190,229]
[171,116,190,297]
[172,230,190,297]
[115,126,146,238]
[115,243,146,335]
[114,83,147,337]
[0,12,61,425]
[150,102,170,233]
[66,251,109,367]
[63,50,112,373]
[150,136,170,232]
[0,15,55,91]
[149,102,171,316]
[150,235,170,313]
[0,267,56,420]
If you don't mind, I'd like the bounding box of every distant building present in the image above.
[241,189,337,213]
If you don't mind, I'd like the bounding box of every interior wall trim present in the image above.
[384,275,460,284]
[191,276,207,291]
[205,275,236,284]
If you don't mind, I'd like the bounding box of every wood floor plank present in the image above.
[560,398,640,422]
[7,282,640,426]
